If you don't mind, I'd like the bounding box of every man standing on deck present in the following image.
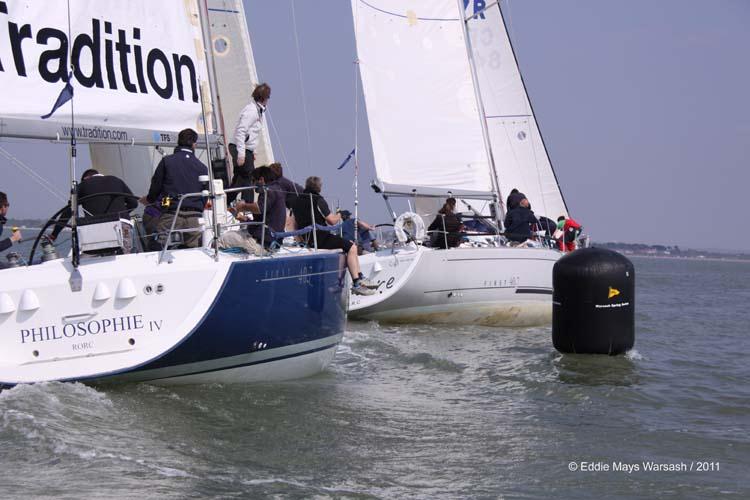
[227,83,271,203]
[142,129,208,248]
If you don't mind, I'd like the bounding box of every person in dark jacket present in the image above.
[505,188,528,212]
[291,176,376,295]
[50,169,137,240]
[268,162,303,208]
[503,198,538,243]
[232,166,286,248]
[428,197,464,249]
[143,128,208,248]
[0,192,22,255]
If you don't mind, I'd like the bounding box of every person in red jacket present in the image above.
[556,216,582,252]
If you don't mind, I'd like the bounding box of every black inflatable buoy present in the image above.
[552,248,635,355]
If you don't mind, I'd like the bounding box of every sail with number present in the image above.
[352,0,567,219]
[351,0,495,198]
[465,2,567,218]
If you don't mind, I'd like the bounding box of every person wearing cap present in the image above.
[506,188,528,212]
[339,210,378,253]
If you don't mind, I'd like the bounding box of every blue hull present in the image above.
[118,252,348,383]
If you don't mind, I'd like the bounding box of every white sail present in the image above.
[207,0,273,166]
[351,0,494,197]
[91,0,274,196]
[0,0,210,144]
[465,3,567,219]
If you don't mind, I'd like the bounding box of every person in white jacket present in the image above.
[227,83,271,203]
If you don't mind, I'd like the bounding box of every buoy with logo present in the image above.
[552,247,635,354]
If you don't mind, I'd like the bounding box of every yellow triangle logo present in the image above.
[608,287,620,299]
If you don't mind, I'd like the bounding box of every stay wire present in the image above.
[290,0,313,172]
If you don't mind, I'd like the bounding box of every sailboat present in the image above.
[347,0,569,326]
[0,0,346,387]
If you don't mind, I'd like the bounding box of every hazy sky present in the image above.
[1,0,748,250]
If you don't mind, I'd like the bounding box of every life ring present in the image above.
[394,212,425,243]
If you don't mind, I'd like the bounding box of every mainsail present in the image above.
[351,0,494,198]
[465,2,567,218]
[0,0,210,145]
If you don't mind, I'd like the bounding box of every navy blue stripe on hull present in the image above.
[516,288,553,295]
[136,252,347,373]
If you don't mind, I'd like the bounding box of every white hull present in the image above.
[0,248,347,387]
[349,245,559,327]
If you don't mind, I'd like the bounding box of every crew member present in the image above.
[428,197,464,249]
[506,188,528,212]
[339,210,378,253]
[292,176,377,295]
[233,166,286,248]
[0,192,22,255]
[228,83,271,203]
[50,169,137,240]
[142,128,208,248]
[504,198,538,244]
[557,216,582,252]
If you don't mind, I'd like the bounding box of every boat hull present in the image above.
[349,245,559,327]
[0,249,347,386]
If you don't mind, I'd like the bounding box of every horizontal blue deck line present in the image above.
[358,0,459,22]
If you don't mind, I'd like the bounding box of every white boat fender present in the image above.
[394,212,425,243]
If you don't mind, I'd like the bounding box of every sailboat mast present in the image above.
[197,0,222,260]
[456,0,505,225]
[65,0,80,269]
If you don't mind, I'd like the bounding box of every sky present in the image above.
[1,0,749,250]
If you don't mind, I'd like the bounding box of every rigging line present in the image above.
[0,146,68,203]
[265,110,293,180]
[527,121,550,218]
[290,0,313,171]
[353,0,360,236]
[504,0,516,49]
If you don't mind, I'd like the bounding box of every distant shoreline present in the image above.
[626,254,750,264]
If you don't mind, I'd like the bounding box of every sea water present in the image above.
[0,256,748,498]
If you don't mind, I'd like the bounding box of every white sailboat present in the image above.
[0,0,346,387]
[347,0,569,327]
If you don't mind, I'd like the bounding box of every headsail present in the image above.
[465,2,567,218]
[351,0,494,198]
[0,0,211,145]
